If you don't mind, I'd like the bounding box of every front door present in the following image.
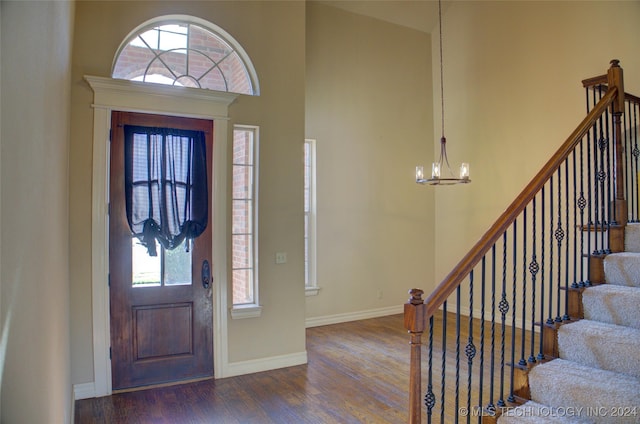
[109,111,214,390]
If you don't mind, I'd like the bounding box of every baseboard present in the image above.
[73,381,96,400]
[305,305,403,328]
[221,350,308,378]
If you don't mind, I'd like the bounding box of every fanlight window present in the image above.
[113,19,258,95]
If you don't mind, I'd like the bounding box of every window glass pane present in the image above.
[135,30,159,50]
[158,26,188,51]
[232,200,252,234]
[232,269,253,305]
[164,244,192,286]
[113,20,256,95]
[232,165,253,200]
[132,239,161,287]
[232,234,253,269]
[233,131,253,165]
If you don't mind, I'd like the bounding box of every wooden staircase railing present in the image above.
[405,60,639,423]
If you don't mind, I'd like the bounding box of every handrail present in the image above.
[422,86,618,319]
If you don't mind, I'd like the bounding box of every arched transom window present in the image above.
[112,16,259,95]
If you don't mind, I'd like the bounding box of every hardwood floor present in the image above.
[75,312,533,423]
[75,314,414,423]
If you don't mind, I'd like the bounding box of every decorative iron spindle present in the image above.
[625,101,635,222]
[508,223,518,403]
[578,136,587,287]
[488,246,497,413]
[455,288,461,424]
[538,188,546,360]
[441,301,447,423]
[479,258,486,417]
[605,102,614,229]
[497,233,508,408]
[572,148,580,289]
[631,103,640,222]
[520,210,528,367]
[547,176,555,324]
[465,273,475,424]
[529,197,539,363]
[564,159,570,321]
[556,168,564,323]
[425,315,435,423]
[592,87,600,254]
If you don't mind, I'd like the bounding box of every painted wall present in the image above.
[431,1,640,294]
[70,1,306,384]
[305,2,435,322]
[1,1,74,422]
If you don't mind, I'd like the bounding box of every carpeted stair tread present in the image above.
[582,284,640,330]
[624,223,640,252]
[557,319,640,379]
[497,401,591,423]
[603,252,640,287]
[528,359,640,424]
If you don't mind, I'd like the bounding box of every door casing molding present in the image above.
[85,76,236,396]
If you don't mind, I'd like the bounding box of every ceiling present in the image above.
[315,0,441,34]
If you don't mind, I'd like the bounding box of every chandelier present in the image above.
[416,0,470,186]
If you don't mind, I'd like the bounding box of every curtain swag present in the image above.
[124,125,208,256]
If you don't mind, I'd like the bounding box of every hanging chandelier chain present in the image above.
[439,0,445,139]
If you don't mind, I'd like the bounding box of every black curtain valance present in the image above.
[124,125,208,256]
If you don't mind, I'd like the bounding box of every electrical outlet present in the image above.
[275,252,287,264]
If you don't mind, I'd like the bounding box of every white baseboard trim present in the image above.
[73,381,97,400]
[305,305,403,328]
[221,351,308,378]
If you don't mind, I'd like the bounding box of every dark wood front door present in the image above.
[109,111,214,390]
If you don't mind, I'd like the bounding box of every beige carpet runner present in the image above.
[498,225,640,423]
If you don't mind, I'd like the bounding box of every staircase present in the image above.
[499,223,640,423]
[404,61,640,424]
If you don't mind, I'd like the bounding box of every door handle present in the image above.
[201,260,211,289]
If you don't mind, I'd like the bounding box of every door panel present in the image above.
[110,111,214,390]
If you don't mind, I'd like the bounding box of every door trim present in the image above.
[85,76,236,397]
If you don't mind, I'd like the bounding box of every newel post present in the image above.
[405,289,426,424]
[608,59,627,226]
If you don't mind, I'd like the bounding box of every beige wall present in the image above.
[431,1,640,294]
[305,2,435,320]
[70,1,306,384]
[1,1,74,423]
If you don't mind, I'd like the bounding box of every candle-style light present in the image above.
[416,0,470,186]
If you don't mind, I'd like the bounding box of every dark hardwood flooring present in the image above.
[75,315,414,423]
[75,312,533,423]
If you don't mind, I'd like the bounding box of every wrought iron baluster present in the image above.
[598,85,607,253]
[508,222,517,403]
[488,245,497,414]
[497,232,509,408]
[538,187,546,361]
[631,103,640,222]
[624,101,631,222]
[605,100,614,230]
[425,315,435,423]
[564,159,570,321]
[465,272,475,424]
[556,168,564,323]
[529,197,539,364]
[455,287,461,424]
[578,135,587,287]
[520,209,527,367]
[572,149,579,290]
[548,176,555,324]
[441,301,447,423]
[592,87,600,254]
[479,257,486,422]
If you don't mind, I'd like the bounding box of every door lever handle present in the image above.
[201,260,211,289]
